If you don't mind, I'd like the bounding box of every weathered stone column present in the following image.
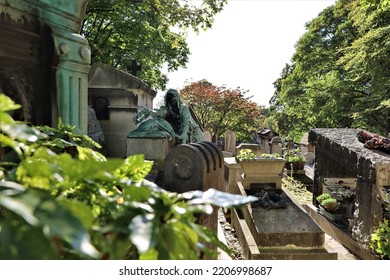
[0,0,90,133]
[39,0,90,134]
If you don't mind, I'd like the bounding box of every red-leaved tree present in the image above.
[180,80,261,143]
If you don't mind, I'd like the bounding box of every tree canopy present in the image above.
[269,0,390,142]
[180,80,262,143]
[82,0,227,90]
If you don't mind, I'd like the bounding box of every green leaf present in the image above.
[16,147,124,189]
[115,155,153,182]
[0,189,100,258]
[0,123,46,142]
[0,134,23,156]
[122,184,153,201]
[129,213,155,253]
[0,191,42,226]
[77,146,106,161]
[185,188,258,208]
[0,93,21,112]
[0,111,16,124]
[0,214,58,259]
[16,156,62,190]
[34,198,100,258]
[57,198,95,229]
[158,220,199,260]
[60,158,123,182]
[139,248,159,260]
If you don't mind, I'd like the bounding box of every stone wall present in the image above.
[309,128,390,247]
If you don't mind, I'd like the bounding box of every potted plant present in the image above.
[236,148,257,161]
[316,193,343,222]
[236,149,285,188]
[284,147,305,171]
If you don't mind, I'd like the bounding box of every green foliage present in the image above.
[284,148,304,162]
[0,93,257,260]
[236,149,281,161]
[260,153,281,159]
[370,219,390,259]
[236,149,257,161]
[82,0,227,90]
[316,193,340,213]
[316,193,332,204]
[269,0,390,141]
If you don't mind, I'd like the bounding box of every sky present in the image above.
[158,0,336,107]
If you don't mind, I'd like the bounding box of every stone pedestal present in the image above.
[224,157,242,194]
[126,138,175,178]
[239,159,285,189]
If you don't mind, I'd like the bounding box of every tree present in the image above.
[82,0,227,90]
[179,80,261,143]
[338,0,390,133]
[269,0,390,142]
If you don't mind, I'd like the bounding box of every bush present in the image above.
[370,219,390,259]
[0,93,256,260]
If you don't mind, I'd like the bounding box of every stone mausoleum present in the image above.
[88,63,156,158]
[0,0,90,133]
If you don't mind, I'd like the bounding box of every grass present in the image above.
[282,176,313,205]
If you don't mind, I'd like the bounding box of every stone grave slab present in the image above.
[231,182,337,259]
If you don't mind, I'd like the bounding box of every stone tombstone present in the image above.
[304,152,315,165]
[87,106,106,155]
[0,0,90,133]
[88,63,156,158]
[163,141,224,259]
[300,132,315,155]
[286,140,295,151]
[224,130,237,156]
[258,128,279,154]
[163,141,224,193]
[269,136,283,156]
[309,128,390,249]
[203,129,212,142]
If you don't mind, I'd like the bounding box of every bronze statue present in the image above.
[128,89,204,144]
